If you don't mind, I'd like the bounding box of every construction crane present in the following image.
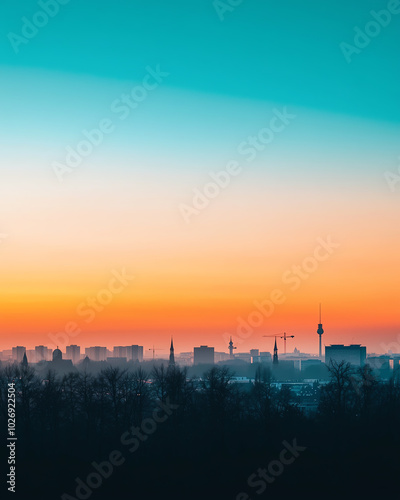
[148,346,165,360]
[263,332,295,355]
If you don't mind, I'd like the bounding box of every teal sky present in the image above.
[1,0,399,123]
[0,0,399,192]
[1,1,400,353]
[0,0,399,183]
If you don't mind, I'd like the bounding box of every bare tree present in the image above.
[319,360,353,419]
[99,366,126,428]
[151,364,168,403]
[250,365,275,423]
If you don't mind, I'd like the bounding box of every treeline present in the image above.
[1,362,400,499]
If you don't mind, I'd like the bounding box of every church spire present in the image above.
[21,352,28,368]
[273,337,278,365]
[169,337,175,367]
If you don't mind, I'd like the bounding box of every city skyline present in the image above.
[1,2,399,499]
[1,337,389,360]
[0,304,396,355]
[5,339,394,377]
[1,1,399,361]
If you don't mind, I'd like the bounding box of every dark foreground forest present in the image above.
[1,362,399,500]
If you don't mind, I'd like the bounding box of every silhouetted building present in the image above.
[235,353,252,363]
[0,350,12,362]
[177,352,193,365]
[32,346,75,376]
[169,338,175,367]
[253,352,272,363]
[106,357,127,366]
[26,349,35,362]
[215,352,230,363]
[250,349,259,359]
[12,346,26,363]
[194,346,214,365]
[389,357,400,370]
[21,352,28,367]
[66,345,81,364]
[296,358,322,371]
[325,344,366,366]
[113,346,128,358]
[126,345,143,362]
[273,338,278,365]
[367,355,389,370]
[35,345,50,362]
[85,346,107,361]
[53,347,63,362]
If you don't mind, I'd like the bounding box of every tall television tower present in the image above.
[317,304,324,358]
[228,336,236,359]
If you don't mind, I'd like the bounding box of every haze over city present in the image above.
[1,2,399,355]
[1,1,400,499]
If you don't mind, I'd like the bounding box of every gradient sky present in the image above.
[0,0,399,355]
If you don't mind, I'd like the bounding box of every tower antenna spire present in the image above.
[228,336,236,359]
[317,303,324,359]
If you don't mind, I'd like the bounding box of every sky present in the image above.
[0,0,399,355]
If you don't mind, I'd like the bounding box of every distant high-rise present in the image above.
[12,346,26,363]
[194,346,214,365]
[325,344,366,366]
[317,304,324,358]
[126,345,143,362]
[235,353,252,363]
[214,351,230,363]
[113,346,128,358]
[66,345,81,364]
[250,349,259,362]
[169,337,175,367]
[35,345,50,362]
[273,338,278,365]
[85,346,107,361]
[252,352,272,363]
